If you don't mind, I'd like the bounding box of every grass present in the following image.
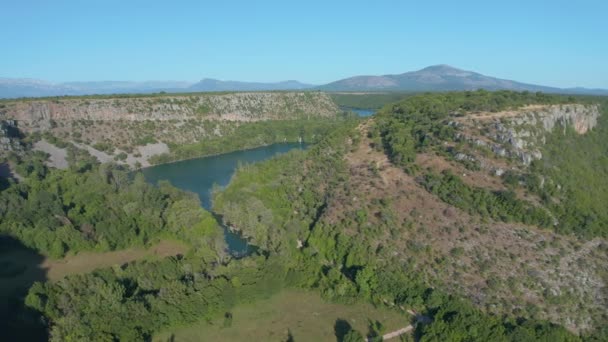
[0,238,189,341]
[154,289,409,342]
[0,239,188,301]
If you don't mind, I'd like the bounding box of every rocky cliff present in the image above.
[0,92,340,167]
[0,92,339,130]
[454,104,600,166]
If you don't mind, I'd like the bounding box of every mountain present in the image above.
[188,79,314,92]
[0,78,78,98]
[62,81,192,93]
[0,78,315,99]
[318,65,607,94]
[0,78,193,98]
[2,66,607,99]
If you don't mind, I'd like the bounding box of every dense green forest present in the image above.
[329,92,414,109]
[0,151,223,259]
[26,254,289,341]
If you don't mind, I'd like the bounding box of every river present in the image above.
[341,107,376,117]
[142,143,307,255]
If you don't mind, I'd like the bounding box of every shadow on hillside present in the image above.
[0,235,49,341]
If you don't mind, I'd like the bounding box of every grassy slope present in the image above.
[0,240,187,307]
[153,289,408,342]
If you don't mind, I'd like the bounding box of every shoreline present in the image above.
[136,140,309,171]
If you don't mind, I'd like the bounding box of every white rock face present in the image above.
[493,104,600,165]
[0,92,339,129]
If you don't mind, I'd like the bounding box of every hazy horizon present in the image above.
[2,0,607,88]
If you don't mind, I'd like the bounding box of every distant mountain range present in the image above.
[0,78,314,99]
[189,79,313,92]
[319,65,608,95]
[1,65,607,99]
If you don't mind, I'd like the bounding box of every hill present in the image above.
[4,65,608,99]
[213,91,608,338]
[4,90,606,341]
[319,65,608,95]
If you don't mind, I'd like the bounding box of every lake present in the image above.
[142,143,307,255]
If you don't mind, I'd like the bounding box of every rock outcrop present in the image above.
[456,104,600,165]
[0,120,24,153]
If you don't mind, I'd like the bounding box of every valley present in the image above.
[3,2,606,341]
[0,90,606,341]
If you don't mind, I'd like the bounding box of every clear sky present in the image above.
[1,0,607,88]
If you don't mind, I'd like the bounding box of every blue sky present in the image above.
[1,0,607,88]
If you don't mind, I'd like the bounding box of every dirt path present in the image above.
[377,325,414,340]
[366,310,431,341]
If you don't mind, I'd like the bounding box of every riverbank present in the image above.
[142,142,309,255]
[138,139,305,171]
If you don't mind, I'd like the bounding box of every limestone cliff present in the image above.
[454,104,600,166]
[0,92,340,167]
[0,92,339,130]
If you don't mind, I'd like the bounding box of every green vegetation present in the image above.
[213,121,359,252]
[421,170,553,227]
[2,90,605,341]
[25,254,288,341]
[211,118,588,341]
[0,152,223,258]
[0,90,309,103]
[374,90,578,170]
[150,117,356,165]
[329,92,415,109]
[525,101,608,238]
[374,90,608,237]
[154,289,406,342]
[419,297,580,342]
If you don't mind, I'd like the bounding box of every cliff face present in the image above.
[455,104,600,166]
[0,120,23,153]
[0,92,340,168]
[0,92,339,130]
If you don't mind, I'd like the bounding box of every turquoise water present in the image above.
[142,143,307,255]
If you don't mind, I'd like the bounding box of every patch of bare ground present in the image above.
[327,120,608,333]
[43,239,188,281]
[33,139,68,169]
